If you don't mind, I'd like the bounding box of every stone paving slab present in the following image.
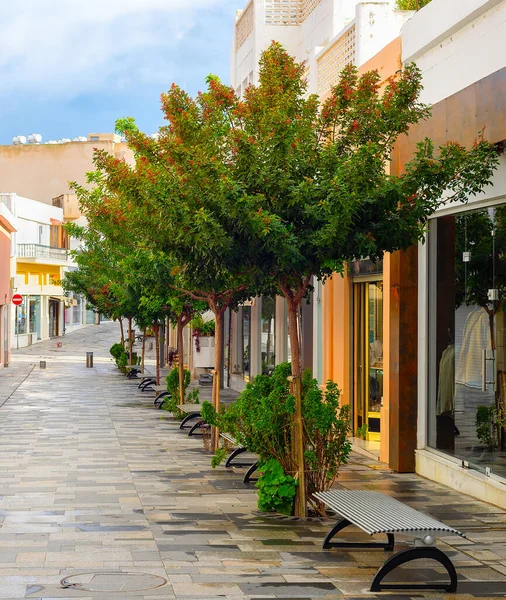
[1,323,506,598]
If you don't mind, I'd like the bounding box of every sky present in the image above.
[0,0,239,144]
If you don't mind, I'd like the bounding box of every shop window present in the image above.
[428,206,506,479]
[29,296,41,339]
[261,297,275,375]
[14,296,28,335]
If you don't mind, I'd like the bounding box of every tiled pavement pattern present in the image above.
[0,323,506,599]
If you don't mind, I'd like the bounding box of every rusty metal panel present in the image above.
[446,83,477,146]
[477,68,506,143]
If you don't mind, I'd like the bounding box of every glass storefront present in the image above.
[429,206,506,478]
[29,296,41,340]
[353,280,384,442]
[261,297,275,375]
[15,296,28,335]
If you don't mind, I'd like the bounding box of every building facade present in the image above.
[2,193,82,349]
[394,0,506,507]
[0,197,16,369]
[0,133,133,206]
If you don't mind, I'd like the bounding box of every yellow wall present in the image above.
[17,263,63,290]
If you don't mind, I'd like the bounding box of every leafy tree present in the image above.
[230,43,498,379]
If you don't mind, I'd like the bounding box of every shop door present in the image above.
[49,301,59,338]
[353,282,384,442]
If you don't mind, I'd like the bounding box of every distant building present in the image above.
[2,193,88,349]
[0,133,133,205]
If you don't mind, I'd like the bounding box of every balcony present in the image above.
[17,244,68,264]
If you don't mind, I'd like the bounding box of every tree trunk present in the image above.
[287,298,302,377]
[128,317,133,366]
[119,318,125,346]
[210,308,225,451]
[141,327,147,373]
[177,317,185,405]
[154,322,160,386]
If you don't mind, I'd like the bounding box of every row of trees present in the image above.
[66,42,498,515]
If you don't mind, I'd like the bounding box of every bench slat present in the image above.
[177,405,202,414]
[315,490,464,538]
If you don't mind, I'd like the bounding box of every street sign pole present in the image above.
[16,305,19,350]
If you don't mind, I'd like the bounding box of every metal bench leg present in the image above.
[139,379,154,391]
[323,518,394,551]
[370,547,457,593]
[225,447,247,468]
[154,391,170,405]
[243,461,259,483]
[179,413,200,429]
[188,420,206,436]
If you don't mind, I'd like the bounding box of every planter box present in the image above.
[193,336,215,368]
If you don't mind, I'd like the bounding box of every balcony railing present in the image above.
[17,244,68,261]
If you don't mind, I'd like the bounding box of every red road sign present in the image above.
[12,294,23,306]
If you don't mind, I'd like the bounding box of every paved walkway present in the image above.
[0,323,506,599]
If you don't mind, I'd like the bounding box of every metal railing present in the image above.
[17,243,68,261]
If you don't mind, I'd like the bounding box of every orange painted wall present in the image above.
[0,226,11,306]
[321,38,401,462]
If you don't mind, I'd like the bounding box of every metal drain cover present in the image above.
[61,572,167,592]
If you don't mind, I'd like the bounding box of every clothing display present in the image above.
[456,307,492,388]
[437,343,455,416]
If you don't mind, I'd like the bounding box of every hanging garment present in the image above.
[456,307,492,388]
[437,344,455,416]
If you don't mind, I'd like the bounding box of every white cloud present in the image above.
[0,0,224,99]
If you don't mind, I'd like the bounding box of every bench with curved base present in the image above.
[314,489,464,593]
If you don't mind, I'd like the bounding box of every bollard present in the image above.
[86,352,94,368]
[40,361,46,369]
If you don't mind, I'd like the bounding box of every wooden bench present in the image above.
[177,405,203,433]
[219,432,258,483]
[314,490,464,593]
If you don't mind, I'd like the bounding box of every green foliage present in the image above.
[355,424,369,440]
[476,405,498,448]
[395,0,431,9]
[110,343,125,360]
[206,363,352,514]
[190,316,215,336]
[109,342,139,372]
[256,459,298,515]
[186,388,200,404]
[166,367,191,398]
[211,447,228,469]
[162,396,183,418]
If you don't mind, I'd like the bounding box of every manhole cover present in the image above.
[61,572,167,592]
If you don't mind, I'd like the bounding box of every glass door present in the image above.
[353,281,384,442]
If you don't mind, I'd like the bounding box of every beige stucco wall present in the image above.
[0,140,134,205]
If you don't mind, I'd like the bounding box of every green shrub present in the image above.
[257,459,298,515]
[203,363,352,515]
[161,367,193,417]
[165,367,191,398]
[110,342,125,359]
[476,405,497,448]
[109,342,139,372]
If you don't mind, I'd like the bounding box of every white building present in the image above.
[231,0,411,97]
[2,193,89,349]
